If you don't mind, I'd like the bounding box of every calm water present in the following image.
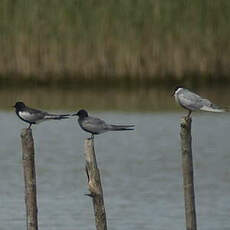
[1,86,230,230]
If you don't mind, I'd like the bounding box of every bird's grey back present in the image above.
[79,116,108,134]
[25,106,47,115]
[177,88,212,110]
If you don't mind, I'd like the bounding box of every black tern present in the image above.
[173,87,225,117]
[14,101,70,128]
[72,109,135,138]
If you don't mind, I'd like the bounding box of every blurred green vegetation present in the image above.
[0,0,230,83]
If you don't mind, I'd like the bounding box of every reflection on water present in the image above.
[1,85,230,230]
[0,85,230,112]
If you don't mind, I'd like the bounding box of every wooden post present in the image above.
[21,128,38,230]
[84,138,107,230]
[180,117,197,230]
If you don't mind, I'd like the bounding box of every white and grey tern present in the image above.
[173,87,225,117]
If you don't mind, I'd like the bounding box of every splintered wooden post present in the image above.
[84,138,107,230]
[180,117,197,230]
[21,128,38,230]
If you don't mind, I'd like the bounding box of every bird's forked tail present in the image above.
[44,113,70,120]
[107,124,135,131]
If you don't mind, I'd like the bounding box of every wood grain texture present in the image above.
[21,128,38,230]
[180,117,197,230]
[84,138,107,230]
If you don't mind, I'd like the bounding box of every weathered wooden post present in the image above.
[180,117,197,230]
[84,138,107,230]
[21,128,38,230]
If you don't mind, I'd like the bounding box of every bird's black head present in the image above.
[13,101,26,110]
[73,109,88,118]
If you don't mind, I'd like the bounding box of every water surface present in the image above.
[0,86,230,230]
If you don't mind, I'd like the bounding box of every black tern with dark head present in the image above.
[14,101,70,128]
[173,87,225,118]
[72,109,135,138]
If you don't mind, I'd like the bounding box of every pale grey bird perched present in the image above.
[173,87,225,118]
[72,109,135,139]
[14,101,70,128]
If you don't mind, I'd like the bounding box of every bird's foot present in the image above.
[185,111,192,120]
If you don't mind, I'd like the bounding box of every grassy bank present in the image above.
[0,0,230,83]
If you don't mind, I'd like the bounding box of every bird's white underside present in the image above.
[19,111,33,119]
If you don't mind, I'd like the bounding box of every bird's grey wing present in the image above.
[19,110,45,123]
[27,107,69,120]
[82,116,108,133]
[178,89,208,110]
[26,107,46,114]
